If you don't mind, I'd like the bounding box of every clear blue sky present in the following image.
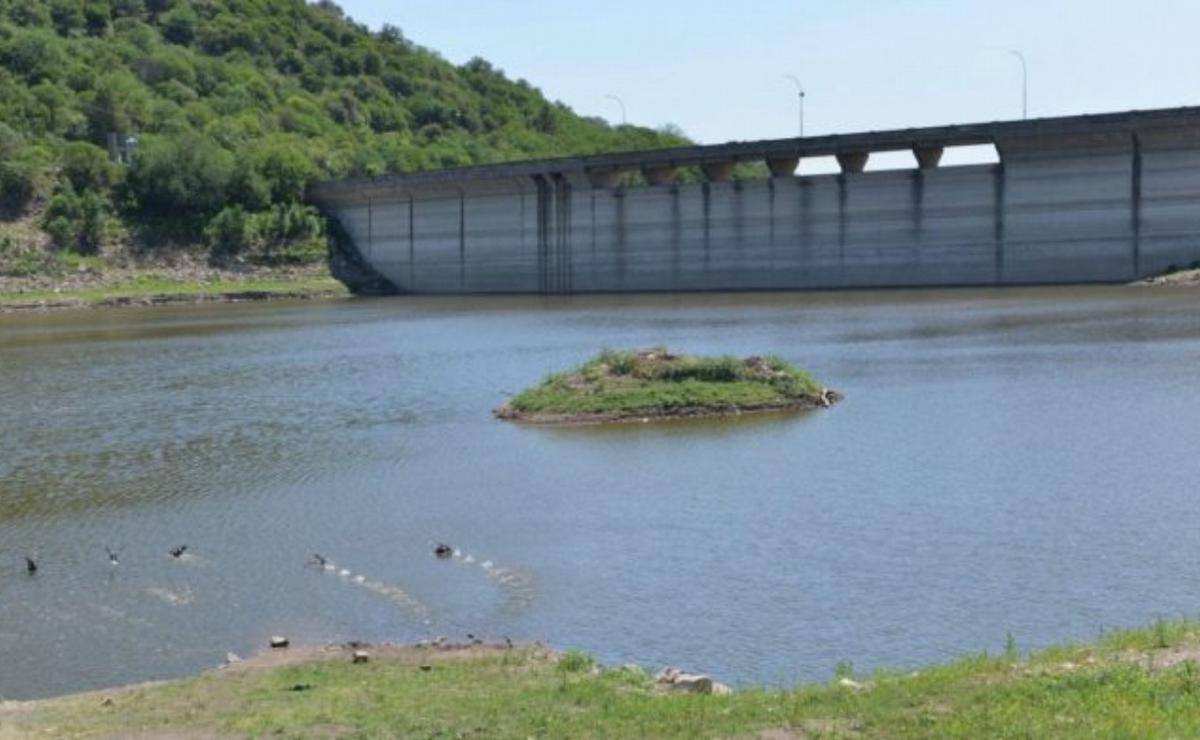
[337,0,1197,145]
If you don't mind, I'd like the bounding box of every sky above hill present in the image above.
[338,0,1197,146]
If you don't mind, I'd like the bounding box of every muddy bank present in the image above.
[496,392,841,426]
[0,261,348,312]
[1133,267,1200,287]
[0,286,346,313]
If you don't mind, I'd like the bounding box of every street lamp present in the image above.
[784,74,805,137]
[1009,50,1028,119]
[604,94,627,126]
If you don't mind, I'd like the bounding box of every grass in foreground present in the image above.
[498,348,834,423]
[9,621,1200,738]
[0,273,349,309]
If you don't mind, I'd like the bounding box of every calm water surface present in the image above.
[2,287,1200,699]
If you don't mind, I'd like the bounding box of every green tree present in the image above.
[57,141,117,192]
[126,133,234,215]
[49,0,85,36]
[159,0,196,45]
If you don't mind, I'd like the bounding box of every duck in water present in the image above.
[433,543,453,560]
[105,547,120,566]
[169,545,188,559]
[24,556,37,575]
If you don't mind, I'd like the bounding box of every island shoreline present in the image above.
[495,391,842,426]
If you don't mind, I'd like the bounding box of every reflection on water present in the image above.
[2,286,1200,699]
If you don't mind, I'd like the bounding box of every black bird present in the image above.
[310,553,328,568]
[169,545,188,559]
[433,543,453,560]
[24,556,37,575]
[105,547,120,566]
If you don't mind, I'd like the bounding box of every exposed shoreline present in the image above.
[495,392,841,426]
[7,620,1200,737]
[1132,266,1200,287]
[1,266,1196,314]
[0,263,348,313]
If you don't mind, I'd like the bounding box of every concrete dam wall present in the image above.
[309,107,1200,293]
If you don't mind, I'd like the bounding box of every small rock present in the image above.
[270,636,290,649]
[711,682,733,695]
[419,664,432,672]
[225,652,242,664]
[100,697,114,707]
[655,667,720,693]
[288,683,313,692]
[655,667,681,684]
[670,673,715,694]
[838,677,865,690]
[352,651,370,664]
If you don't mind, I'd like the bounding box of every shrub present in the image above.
[57,141,118,192]
[203,204,249,256]
[0,145,53,215]
[42,183,107,253]
[205,203,327,265]
[595,348,636,375]
[557,650,595,673]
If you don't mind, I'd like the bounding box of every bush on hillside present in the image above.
[42,183,107,253]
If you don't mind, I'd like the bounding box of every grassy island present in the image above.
[495,348,839,424]
[8,620,1200,737]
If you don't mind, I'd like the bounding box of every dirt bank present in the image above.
[1133,267,1200,287]
[0,260,348,312]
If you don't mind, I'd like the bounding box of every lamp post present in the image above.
[1009,50,1028,119]
[784,74,805,137]
[604,94,627,126]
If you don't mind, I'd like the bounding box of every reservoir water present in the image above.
[1,286,1199,700]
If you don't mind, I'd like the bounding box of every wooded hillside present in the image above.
[0,0,685,273]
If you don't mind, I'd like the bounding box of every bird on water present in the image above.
[433,543,453,559]
[169,545,188,559]
[105,547,120,566]
[24,556,37,575]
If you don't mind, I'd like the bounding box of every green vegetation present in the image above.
[497,348,834,423]
[0,0,689,277]
[12,621,1200,737]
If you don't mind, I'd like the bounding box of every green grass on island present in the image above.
[10,620,1200,738]
[496,348,838,424]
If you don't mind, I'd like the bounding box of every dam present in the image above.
[308,106,1200,294]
